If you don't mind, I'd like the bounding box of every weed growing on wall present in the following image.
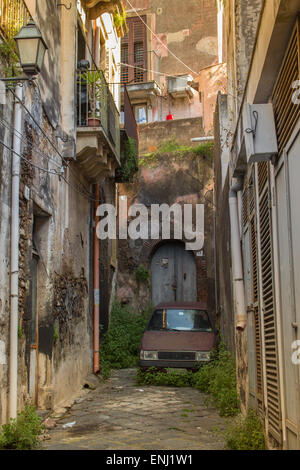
[99,301,152,379]
[225,409,267,450]
[139,139,214,167]
[135,264,150,283]
[136,342,240,418]
[0,404,44,450]
[115,137,139,183]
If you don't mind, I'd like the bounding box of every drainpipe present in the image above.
[9,84,23,419]
[229,177,246,331]
[93,184,100,374]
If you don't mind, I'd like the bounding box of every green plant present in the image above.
[136,367,194,387]
[225,409,267,450]
[192,342,240,417]
[135,264,150,283]
[18,324,24,339]
[139,139,214,167]
[80,69,105,119]
[115,137,139,183]
[53,324,59,343]
[113,5,127,32]
[0,38,21,78]
[0,404,44,450]
[99,301,152,379]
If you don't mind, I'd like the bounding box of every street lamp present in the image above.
[14,18,48,77]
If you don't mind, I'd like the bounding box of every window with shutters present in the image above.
[257,162,282,444]
[272,17,300,155]
[121,16,147,84]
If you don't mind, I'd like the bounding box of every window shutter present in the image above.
[272,17,300,155]
[257,162,282,444]
[121,16,147,84]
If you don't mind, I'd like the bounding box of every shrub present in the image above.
[99,301,152,379]
[115,137,138,183]
[136,367,194,387]
[192,342,240,417]
[135,264,150,283]
[225,409,267,450]
[0,404,44,450]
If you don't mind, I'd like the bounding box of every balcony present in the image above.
[76,69,121,182]
[80,0,123,20]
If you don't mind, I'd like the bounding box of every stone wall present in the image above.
[138,117,204,155]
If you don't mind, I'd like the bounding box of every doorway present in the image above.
[151,241,197,306]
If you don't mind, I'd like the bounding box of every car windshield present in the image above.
[147,309,212,332]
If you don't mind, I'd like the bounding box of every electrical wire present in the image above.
[0,117,62,169]
[0,137,103,203]
[0,138,60,175]
[118,62,197,82]
[125,0,198,76]
[7,86,94,198]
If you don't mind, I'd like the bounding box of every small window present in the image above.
[134,104,147,124]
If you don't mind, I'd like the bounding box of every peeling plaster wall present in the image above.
[0,0,96,422]
[0,90,13,424]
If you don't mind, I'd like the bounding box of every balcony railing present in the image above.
[0,0,30,39]
[77,69,120,160]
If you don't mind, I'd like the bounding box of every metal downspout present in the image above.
[229,178,246,331]
[93,184,100,374]
[9,84,23,419]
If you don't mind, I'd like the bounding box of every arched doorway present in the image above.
[151,241,197,305]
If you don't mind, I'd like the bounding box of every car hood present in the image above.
[141,330,216,351]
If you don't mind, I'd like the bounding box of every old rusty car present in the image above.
[139,301,218,370]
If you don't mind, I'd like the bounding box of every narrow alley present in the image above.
[42,369,226,450]
[1,0,300,454]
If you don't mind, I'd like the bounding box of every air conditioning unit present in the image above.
[243,103,278,163]
[168,74,194,99]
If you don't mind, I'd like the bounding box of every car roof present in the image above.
[154,301,208,310]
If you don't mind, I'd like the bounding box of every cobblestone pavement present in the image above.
[42,368,227,450]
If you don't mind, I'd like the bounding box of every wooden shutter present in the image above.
[249,168,263,415]
[258,163,281,443]
[272,17,300,155]
[121,16,147,84]
[242,185,248,228]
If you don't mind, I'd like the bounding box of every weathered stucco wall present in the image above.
[196,63,227,136]
[138,117,204,155]
[0,92,13,424]
[0,0,108,423]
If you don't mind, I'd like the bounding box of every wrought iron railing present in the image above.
[0,0,30,39]
[77,69,120,160]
